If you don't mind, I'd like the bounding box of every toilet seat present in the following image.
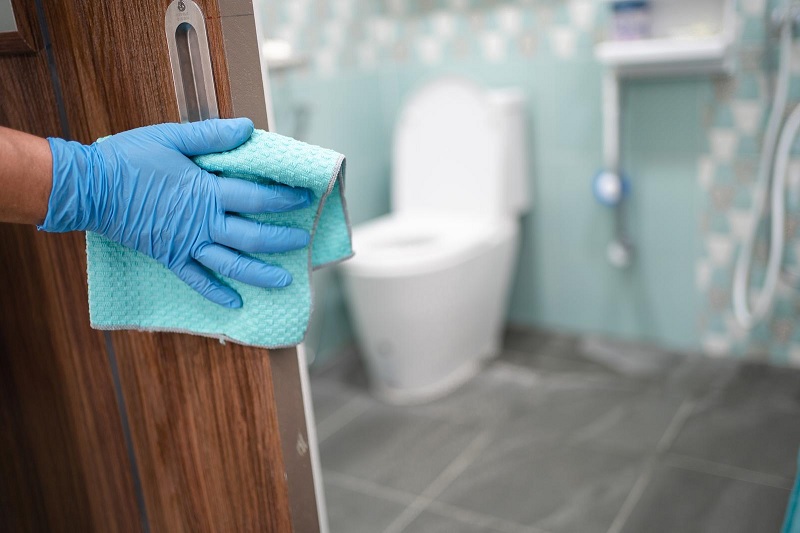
[343,212,514,278]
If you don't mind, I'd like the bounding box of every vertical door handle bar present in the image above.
[165,0,219,122]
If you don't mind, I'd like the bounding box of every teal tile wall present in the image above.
[259,0,800,365]
[695,0,800,364]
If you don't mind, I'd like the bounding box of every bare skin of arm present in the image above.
[0,126,53,226]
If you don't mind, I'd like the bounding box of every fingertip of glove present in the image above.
[293,229,311,248]
[223,117,254,142]
[276,271,293,287]
[223,294,243,308]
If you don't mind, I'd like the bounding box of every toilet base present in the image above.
[371,358,483,405]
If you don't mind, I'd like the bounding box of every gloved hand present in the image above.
[40,118,312,309]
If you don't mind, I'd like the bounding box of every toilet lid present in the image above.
[392,78,502,216]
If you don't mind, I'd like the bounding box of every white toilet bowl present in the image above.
[340,78,530,403]
[343,213,518,403]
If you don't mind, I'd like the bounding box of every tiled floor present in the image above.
[310,327,800,533]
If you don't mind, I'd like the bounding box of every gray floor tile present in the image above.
[716,362,800,411]
[670,393,800,480]
[503,326,573,355]
[437,440,642,533]
[502,327,686,383]
[484,373,682,455]
[576,336,685,379]
[654,353,740,400]
[500,348,615,377]
[315,327,800,533]
[320,404,482,494]
[501,327,612,378]
[566,389,686,455]
[619,464,790,533]
[401,509,508,533]
[323,480,408,533]
[311,383,361,425]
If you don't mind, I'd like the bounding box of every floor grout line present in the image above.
[324,468,549,533]
[664,453,796,490]
[381,431,493,533]
[605,397,697,533]
[315,396,371,444]
[655,399,696,454]
[426,500,551,533]
[420,431,493,499]
[605,458,657,533]
[322,470,418,505]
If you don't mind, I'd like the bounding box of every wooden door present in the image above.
[0,1,321,531]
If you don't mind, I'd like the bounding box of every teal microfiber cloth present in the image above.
[85,130,352,348]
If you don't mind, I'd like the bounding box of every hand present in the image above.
[41,118,312,308]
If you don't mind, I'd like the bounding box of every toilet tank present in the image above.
[488,88,530,215]
[392,78,530,218]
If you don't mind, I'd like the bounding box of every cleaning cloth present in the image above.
[85,130,351,348]
[784,449,800,533]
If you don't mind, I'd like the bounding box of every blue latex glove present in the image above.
[40,118,312,309]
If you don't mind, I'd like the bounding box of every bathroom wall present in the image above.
[259,0,800,365]
[696,0,800,364]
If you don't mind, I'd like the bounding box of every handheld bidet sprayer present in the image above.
[732,1,800,329]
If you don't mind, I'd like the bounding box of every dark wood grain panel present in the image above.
[110,332,293,532]
[44,0,234,143]
[0,228,141,532]
[0,14,142,530]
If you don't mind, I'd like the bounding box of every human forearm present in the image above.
[0,126,53,225]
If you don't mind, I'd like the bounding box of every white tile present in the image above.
[731,100,762,136]
[723,312,749,343]
[315,49,337,76]
[550,27,576,59]
[325,23,346,47]
[418,36,443,65]
[791,42,800,74]
[370,17,397,45]
[710,129,739,162]
[702,334,732,357]
[568,0,595,31]
[788,160,800,207]
[431,12,456,39]
[496,6,523,35]
[447,0,470,10]
[386,0,405,16]
[740,0,767,16]
[697,156,715,190]
[332,0,354,20]
[286,1,308,24]
[707,234,735,266]
[727,208,754,241]
[696,260,712,292]
[357,44,379,69]
[481,32,507,62]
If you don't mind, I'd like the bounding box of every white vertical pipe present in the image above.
[602,71,620,174]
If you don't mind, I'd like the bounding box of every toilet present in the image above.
[340,77,530,404]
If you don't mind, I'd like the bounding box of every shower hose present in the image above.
[733,15,800,328]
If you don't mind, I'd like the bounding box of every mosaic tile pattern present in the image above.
[697,0,800,364]
[261,0,800,365]
[260,0,600,72]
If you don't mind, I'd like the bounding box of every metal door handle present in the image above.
[165,0,219,122]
